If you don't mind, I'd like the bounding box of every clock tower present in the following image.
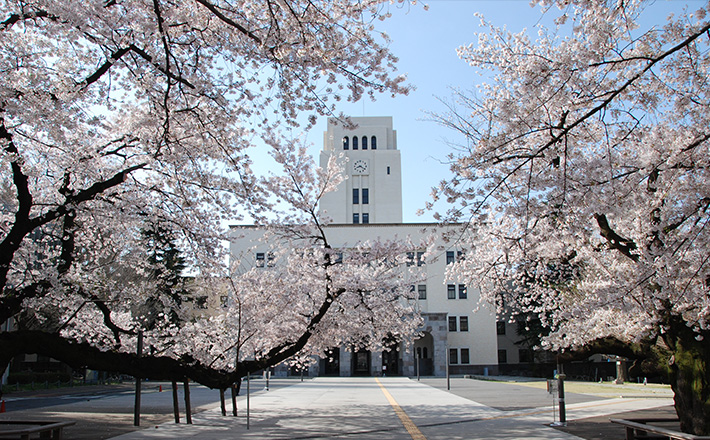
[319,116,403,224]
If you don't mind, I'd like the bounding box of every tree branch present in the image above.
[594,213,640,261]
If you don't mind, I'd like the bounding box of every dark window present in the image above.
[371,136,377,149]
[362,213,369,224]
[256,252,265,267]
[459,316,469,332]
[458,284,467,299]
[353,213,359,224]
[447,284,456,299]
[519,349,533,363]
[335,252,343,264]
[498,349,508,364]
[343,136,349,150]
[417,251,425,266]
[362,188,369,204]
[448,316,457,332]
[267,252,275,267]
[446,251,455,264]
[220,296,228,308]
[352,188,359,204]
[387,166,390,174]
[353,136,358,150]
[362,136,368,150]
[460,348,470,364]
[417,284,427,300]
[449,348,458,365]
[496,321,506,335]
[458,250,465,261]
[406,252,415,266]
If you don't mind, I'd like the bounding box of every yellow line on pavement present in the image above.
[375,378,427,440]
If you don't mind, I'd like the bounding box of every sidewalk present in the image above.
[108,377,675,440]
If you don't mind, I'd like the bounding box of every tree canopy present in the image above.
[435,0,710,434]
[1,0,416,390]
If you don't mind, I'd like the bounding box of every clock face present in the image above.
[353,159,368,174]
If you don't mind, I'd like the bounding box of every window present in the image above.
[448,316,457,332]
[362,213,369,224]
[353,213,359,224]
[458,284,467,299]
[519,349,533,363]
[343,136,349,150]
[496,321,506,335]
[417,284,427,300]
[498,349,508,364]
[449,348,459,365]
[447,284,456,299]
[335,252,343,264]
[459,316,469,332]
[353,136,358,150]
[352,188,359,204]
[220,295,228,308]
[406,252,415,266]
[416,251,425,266]
[386,166,390,174]
[371,136,377,149]
[460,348,470,364]
[266,252,275,267]
[256,252,265,267]
[362,188,369,204]
[362,136,368,150]
[446,251,455,264]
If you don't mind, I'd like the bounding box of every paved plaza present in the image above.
[101,376,673,440]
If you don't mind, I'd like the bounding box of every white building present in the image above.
[230,116,500,377]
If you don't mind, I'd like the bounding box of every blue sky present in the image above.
[299,0,702,222]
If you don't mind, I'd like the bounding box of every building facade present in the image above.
[230,116,501,377]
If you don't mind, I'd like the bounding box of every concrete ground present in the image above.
[107,376,673,439]
[0,376,676,439]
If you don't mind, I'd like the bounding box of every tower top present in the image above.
[319,116,402,224]
[323,117,397,153]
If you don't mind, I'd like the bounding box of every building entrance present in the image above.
[414,331,434,376]
[322,347,340,376]
[352,350,371,376]
[382,348,399,376]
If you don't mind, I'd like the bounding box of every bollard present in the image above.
[0,400,6,413]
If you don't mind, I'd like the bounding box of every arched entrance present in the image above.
[414,332,434,376]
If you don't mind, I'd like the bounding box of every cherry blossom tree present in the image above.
[0,0,415,391]
[434,0,710,434]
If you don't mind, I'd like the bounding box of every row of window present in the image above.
[255,252,274,267]
[352,188,369,204]
[343,136,377,150]
[449,348,470,365]
[353,213,369,224]
[405,251,426,266]
[445,250,464,264]
[448,315,469,332]
[447,284,467,299]
[410,283,467,300]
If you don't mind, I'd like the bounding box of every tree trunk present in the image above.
[664,318,710,435]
